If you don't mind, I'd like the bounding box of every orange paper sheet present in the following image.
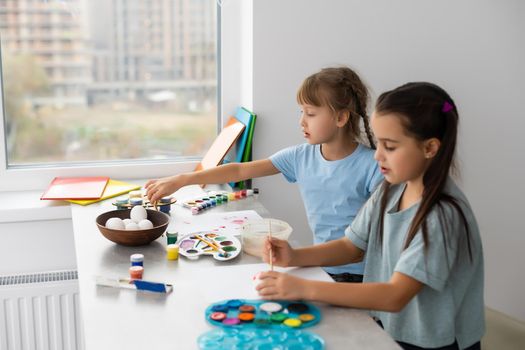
[195,116,245,172]
[41,176,109,200]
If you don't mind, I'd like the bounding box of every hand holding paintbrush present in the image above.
[263,221,294,268]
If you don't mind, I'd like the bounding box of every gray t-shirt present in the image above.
[345,178,484,348]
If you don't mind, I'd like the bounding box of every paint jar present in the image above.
[166,232,178,245]
[116,197,129,210]
[242,219,293,257]
[159,196,172,214]
[130,253,144,267]
[166,244,179,260]
[129,266,144,280]
[129,190,142,199]
[129,197,143,206]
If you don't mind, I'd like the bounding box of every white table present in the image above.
[71,190,400,349]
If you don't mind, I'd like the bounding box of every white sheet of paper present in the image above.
[169,209,263,236]
[171,184,207,202]
[191,263,332,301]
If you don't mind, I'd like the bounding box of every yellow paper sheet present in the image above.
[67,179,141,206]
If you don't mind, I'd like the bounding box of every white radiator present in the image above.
[0,270,84,350]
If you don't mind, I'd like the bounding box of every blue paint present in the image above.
[133,280,170,293]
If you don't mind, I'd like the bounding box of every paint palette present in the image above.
[205,299,322,330]
[197,328,325,350]
[178,232,241,261]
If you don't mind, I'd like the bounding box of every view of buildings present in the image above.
[0,0,217,164]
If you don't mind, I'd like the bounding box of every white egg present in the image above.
[122,218,133,225]
[125,222,140,230]
[106,217,125,230]
[138,219,154,230]
[130,205,147,223]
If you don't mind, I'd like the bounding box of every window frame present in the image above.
[0,1,222,192]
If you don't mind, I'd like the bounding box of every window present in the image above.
[0,0,218,171]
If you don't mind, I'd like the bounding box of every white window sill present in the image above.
[0,177,192,225]
[0,164,199,223]
[0,179,232,224]
[0,190,72,223]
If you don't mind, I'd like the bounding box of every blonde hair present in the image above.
[297,66,375,148]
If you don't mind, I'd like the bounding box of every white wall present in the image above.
[0,219,77,275]
[243,0,525,321]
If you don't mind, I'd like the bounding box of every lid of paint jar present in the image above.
[130,253,144,262]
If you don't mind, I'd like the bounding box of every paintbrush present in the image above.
[269,219,273,271]
[193,234,228,256]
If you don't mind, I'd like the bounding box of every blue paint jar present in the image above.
[130,198,143,206]
[115,197,129,210]
[130,253,144,267]
[159,196,171,214]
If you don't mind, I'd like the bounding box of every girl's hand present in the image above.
[262,237,294,267]
[145,175,185,203]
[256,271,309,300]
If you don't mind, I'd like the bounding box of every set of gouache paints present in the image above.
[183,188,259,215]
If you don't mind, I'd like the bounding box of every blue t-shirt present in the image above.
[346,178,485,348]
[270,143,382,274]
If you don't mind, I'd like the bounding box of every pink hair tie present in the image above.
[442,101,454,113]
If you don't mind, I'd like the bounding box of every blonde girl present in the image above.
[146,67,383,282]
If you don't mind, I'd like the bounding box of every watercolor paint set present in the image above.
[178,232,241,261]
[198,299,324,349]
[205,299,322,330]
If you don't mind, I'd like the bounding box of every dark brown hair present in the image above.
[375,82,472,260]
[297,67,375,149]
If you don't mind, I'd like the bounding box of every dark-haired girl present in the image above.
[258,82,484,349]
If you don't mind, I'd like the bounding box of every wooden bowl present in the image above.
[96,209,170,246]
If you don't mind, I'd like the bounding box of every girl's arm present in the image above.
[146,159,279,203]
[307,271,424,311]
[190,159,280,185]
[263,237,365,268]
[257,271,424,312]
[290,237,365,266]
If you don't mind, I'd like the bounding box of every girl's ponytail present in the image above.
[348,78,375,150]
[344,69,376,149]
[361,114,376,150]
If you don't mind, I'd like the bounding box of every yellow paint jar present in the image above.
[166,244,179,260]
